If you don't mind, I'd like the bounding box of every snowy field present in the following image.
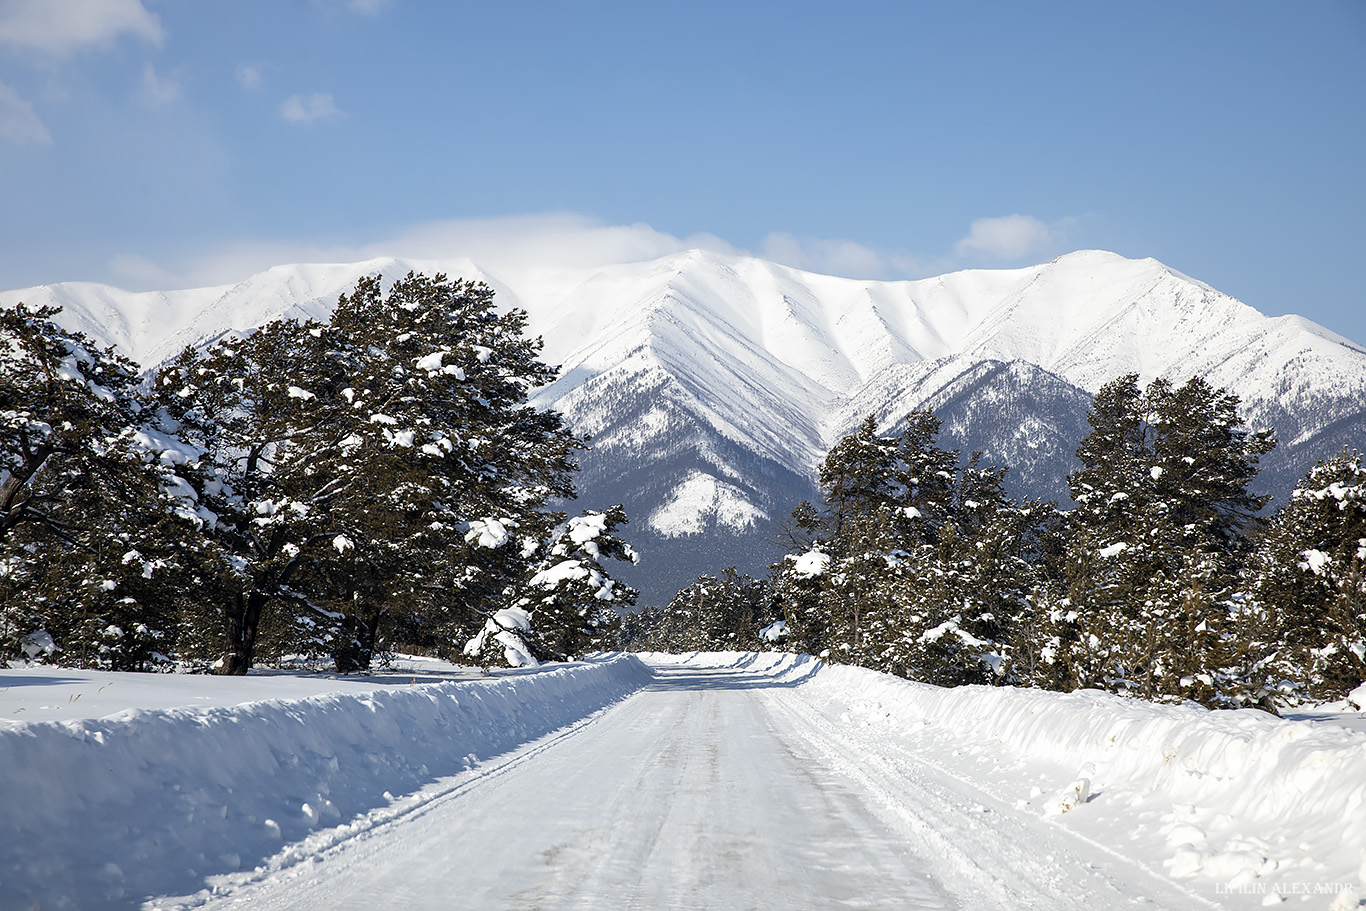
[2,653,1364,910]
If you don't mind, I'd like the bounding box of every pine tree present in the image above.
[1241,449,1366,701]
[511,505,637,661]
[881,452,1045,685]
[1055,375,1274,704]
[767,410,1045,684]
[1,304,211,669]
[154,319,344,673]
[773,415,906,662]
[642,575,722,653]
[155,273,588,673]
[767,547,824,657]
[638,569,779,653]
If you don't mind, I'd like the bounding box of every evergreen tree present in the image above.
[630,568,777,653]
[770,415,903,661]
[1241,449,1366,701]
[769,542,835,657]
[706,567,780,650]
[643,575,725,653]
[1,304,210,669]
[892,411,960,543]
[512,506,637,661]
[768,410,1042,684]
[817,414,902,539]
[881,452,1045,685]
[1053,375,1274,704]
[155,273,586,673]
[154,318,349,673]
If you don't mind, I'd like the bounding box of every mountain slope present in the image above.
[6,250,1363,604]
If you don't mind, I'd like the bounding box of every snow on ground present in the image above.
[2,653,1364,910]
[0,655,652,910]
[0,655,489,724]
[683,652,1366,910]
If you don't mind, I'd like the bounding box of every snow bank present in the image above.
[0,655,651,910]
[807,662,1366,823]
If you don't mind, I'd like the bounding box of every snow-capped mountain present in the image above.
[6,250,1363,604]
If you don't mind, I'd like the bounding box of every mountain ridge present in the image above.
[6,249,1363,604]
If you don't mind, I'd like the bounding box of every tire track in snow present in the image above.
[181,662,954,911]
[764,681,1224,910]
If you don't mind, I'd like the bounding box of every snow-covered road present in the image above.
[183,661,945,910]
[183,658,1209,911]
[6,653,1363,910]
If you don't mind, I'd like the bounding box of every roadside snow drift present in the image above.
[0,656,651,910]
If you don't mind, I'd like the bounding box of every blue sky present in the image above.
[1,0,1363,339]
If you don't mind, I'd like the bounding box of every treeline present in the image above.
[1,274,635,674]
[629,379,1366,706]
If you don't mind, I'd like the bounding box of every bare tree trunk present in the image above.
[333,602,384,674]
[219,590,265,675]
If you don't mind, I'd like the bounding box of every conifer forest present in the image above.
[3,275,1364,709]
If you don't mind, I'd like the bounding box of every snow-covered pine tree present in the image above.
[1055,375,1273,704]
[1137,377,1273,704]
[1057,375,1155,673]
[892,411,960,545]
[154,318,347,672]
[817,415,902,540]
[1240,449,1366,701]
[704,567,779,650]
[769,410,1042,683]
[301,273,582,671]
[860,414,952,675]
[618,602,663,651]
[633,574,721,653]
[799,415,904,662]
[1,304,211,669]
[635,568,778,653]
[769,533,833,659]
[885,451,1045,686]
[156,272,586,673]
[507,505,638,662]
[869,412,970,678]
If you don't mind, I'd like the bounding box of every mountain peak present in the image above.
[1048,249,1131,265]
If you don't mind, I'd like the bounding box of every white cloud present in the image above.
[954,214,1055,261]
[138,63,178,107]
[110,215,738,290]
[372,214,737,273]
[107,253,177,287]
[759,232,958,281]
[235,63,265,92]
[280,92,343,124]
[305,0,392,17]
[344,0,392,13]
[0,0,162,56]
[760,232,891,279]
[90,213,1088,293]
[309,0,393,14]
[0,81,50,145]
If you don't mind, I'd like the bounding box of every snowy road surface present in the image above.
[181,658,1215,911]
[8,652,1359,909]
